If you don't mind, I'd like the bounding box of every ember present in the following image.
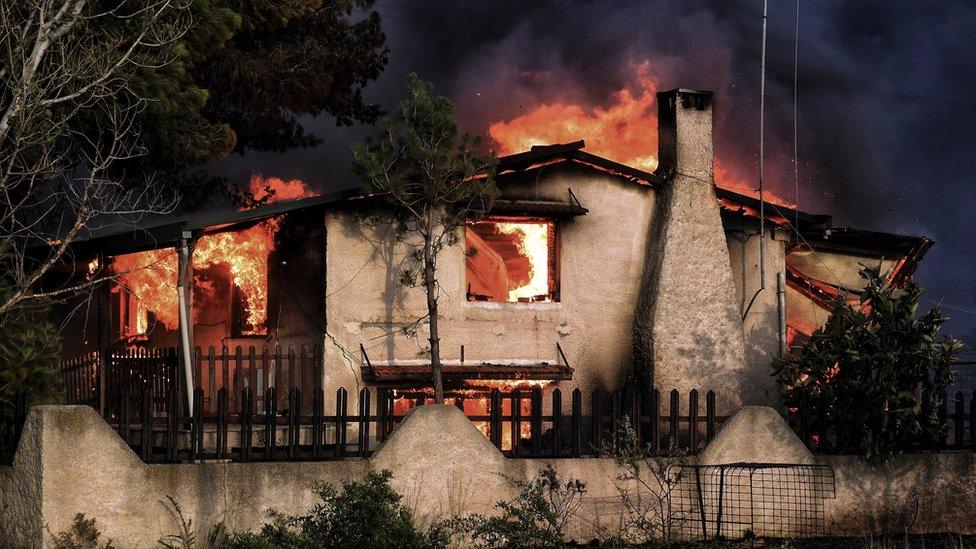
[110,175,314,338]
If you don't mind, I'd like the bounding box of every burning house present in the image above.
[48,88,929,420]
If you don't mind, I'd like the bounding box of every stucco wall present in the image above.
[3,405,976,547]
[323,164,657,403]
[822,453,976,536]
[726,224,789,407]
[0,406,366,548]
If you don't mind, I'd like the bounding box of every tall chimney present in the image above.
[633,89,748,412]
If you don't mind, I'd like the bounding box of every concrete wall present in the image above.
[3,405,976,547]
[0,406,366,548]
[822,453,976,536]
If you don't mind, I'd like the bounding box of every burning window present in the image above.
[108,221,277,340]
[466,218,559,303]
[110,249,179,340]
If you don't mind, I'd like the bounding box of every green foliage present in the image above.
[0,314,61,411]
[226,470,447,549]
[0,241,61,427]
[159,495,197,549]
[448,465,586,548]
[601,420,688,544]
[350,72,499,250]
[129,0,389,173]
[349,73,497,400]
[773,266,963,463]
[50,514,115,549]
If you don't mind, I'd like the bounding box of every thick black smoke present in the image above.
[208,0,976,343]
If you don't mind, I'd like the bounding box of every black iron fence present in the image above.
[789,389,976,453]
[103,384,724,464]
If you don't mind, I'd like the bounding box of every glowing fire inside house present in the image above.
[466,219,557,303]
[109,175,314,339]
[488,62,795,208]
[390,382,545,449]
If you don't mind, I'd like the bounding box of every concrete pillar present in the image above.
[370,404,517,519]
[634,88,749,412]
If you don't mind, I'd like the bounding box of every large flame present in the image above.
[495,222,551,301]
[489,77,659,172]
[488,65,795,208]
[110,175,314,338]
[248,175,313,203]
[110,249,179,332]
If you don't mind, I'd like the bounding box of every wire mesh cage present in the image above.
[672,463,835,541]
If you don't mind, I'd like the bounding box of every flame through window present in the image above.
[466,218,559,303]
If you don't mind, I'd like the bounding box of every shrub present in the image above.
[0,312,60,459]
[448,465,587,548]
[601,420,688,545]
[773,266,963,463]
[0,314,61,414]
[49,513,115,549]
[227,470,447,549]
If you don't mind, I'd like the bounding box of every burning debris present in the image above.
[109,175,314,339]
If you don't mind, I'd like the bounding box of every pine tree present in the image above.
[103,0,389,177]
[350,74,498,404]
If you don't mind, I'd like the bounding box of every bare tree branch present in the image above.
[0,0,189,323]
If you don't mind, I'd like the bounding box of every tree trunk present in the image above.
[423,237,444,404]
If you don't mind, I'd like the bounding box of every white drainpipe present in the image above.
[178,231,194,415]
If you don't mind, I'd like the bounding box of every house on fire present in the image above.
[48,89,930,417]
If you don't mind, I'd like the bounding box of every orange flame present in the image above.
[248,175,313,203]
[490,71,660,172]
[488,65,795,209]
[111,175,315,337]
[110,249,179,332]
[494,222,551,301]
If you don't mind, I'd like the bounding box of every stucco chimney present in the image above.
[633,88,748,412]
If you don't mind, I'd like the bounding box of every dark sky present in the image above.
[208,0,976,344]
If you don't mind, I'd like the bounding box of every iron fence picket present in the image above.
[591,390,602,453]
[571,389,582,457]
[335,388,348,459]
[358,388,370,459]
[511,390,522,457]
[705,390,716,444]
[490,389,502,450]
[669,389,679,449]
[531,388,542,456]
[552,388,562,457]
[265,387,277,460]
[241,387,253,460]
[650,388,661,453]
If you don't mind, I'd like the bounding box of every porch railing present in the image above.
[59,346,323,417]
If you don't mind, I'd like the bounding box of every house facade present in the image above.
[48,88,930,417]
